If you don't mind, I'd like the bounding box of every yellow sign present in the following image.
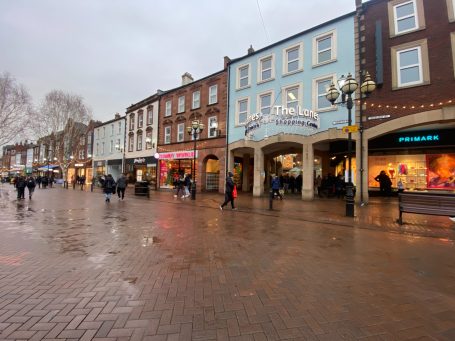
[342,125,359,133]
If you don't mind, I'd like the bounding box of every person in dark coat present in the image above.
[16,176,27,200]
[220,172,236,210]
[271,175,283,200]
[36,175,42,189]
[41,175,49,189]
[116,173,127,200]
[374,170,392,196]
[26,176,36,199]
[102,174,116,202]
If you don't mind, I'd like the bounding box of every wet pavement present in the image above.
[0,184,455,340]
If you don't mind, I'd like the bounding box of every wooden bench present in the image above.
[398,192,455,225]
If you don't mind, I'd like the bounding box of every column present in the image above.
[356,137,369,204]
[301,142,314,201]
[253,147,264,197]
[242,153,250,192]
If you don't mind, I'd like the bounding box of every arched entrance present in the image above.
[202,155,220,192]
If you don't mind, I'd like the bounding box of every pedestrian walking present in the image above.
[271,174,283,200]
[184,174,191,198]
[116,173,127,200]
[42,175,48,189]
[80,175,86,190]
[36,175,42,189]
[173,172,185,198]
[16,176,26,200]
[220,172,237,210]
[102,174,116,203]
[26,176,36,199]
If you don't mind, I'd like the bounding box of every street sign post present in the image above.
[342,125,359,133]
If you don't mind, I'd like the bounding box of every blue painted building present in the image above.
[227,12,357,198]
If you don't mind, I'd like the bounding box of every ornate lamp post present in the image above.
[186,120,204,200]
[326,72,376,217]
[115,143,125,173]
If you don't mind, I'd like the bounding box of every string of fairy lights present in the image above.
[357,99,453,110]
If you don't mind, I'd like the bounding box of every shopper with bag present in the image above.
[220,172,237,210]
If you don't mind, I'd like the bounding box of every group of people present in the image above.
[315,173,350,198]
[99,173,127,202]
[172,173,192,199]
[13,175,36,200]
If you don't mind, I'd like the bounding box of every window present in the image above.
[391,39,429,89]
[177,123,185,142]
[165,100,171,117]
[138,112,143,128]
[118,121,122,134]
[147,106,153,125]
[88,135,92,144]
[111,124,114,136]
[237,64,250,89]
[178,96,185,113]
[116,139,121,151]
[129,114,135,130]
[96,143,99,156]
[284,86,299,111]
[209,85,218,104]
[101,142,105,155]
[146,130,152,149]
[110,140,113,153]
[452,33,455,78]
[258,92,273,115]
[192,91,200,109]
[312,75,335,111]
[137,131,143,151]
[237,98,249,125]
[80,136,85,145]
[448,0,455,22]
[164,126,171,144]
[388,0,425,37]
[128,134,134,152]
[79,150,84,159]
[313,30,336,66]
[258,55,274,83]
[283,43,303,74]
[102,127,106,138]
[208,116,218,138]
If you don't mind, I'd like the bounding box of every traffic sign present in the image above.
[342,125,359,133]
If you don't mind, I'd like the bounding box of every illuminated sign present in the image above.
[398,134,439,143]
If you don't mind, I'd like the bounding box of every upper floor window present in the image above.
[164,126,171,144]
[391,39,430,89]
[88,135,92,144]
[110,124,114,136]
[101,142,105,155]
[258,55,274,83]
[146,129,153,149]
[96,143,99,156]
[237,64,250,89]
[283,43,303,75]
[313,30,336,66]
[209,85,218,104]
[118,121,122,134]
[177,123,185,142]
[208,116,218,138]
[178,96,185,113]
[258,92,273,115]
[388,0,425,37]
[147,106,153,125]
[129,114,135,130]
[236,98,249,125]
[128,134,134,152]
[136,131,143,151]
[102,127,106,138]
[313,75,336,111]
[165,100,171,117]
[448,0,455,22]
[451,32,455,78]
[138,112,143,128]
[192,91,200,109]
[283,85,300,111]
[79,136,85,146]
[110,140,113,153]
[79,150,84,159]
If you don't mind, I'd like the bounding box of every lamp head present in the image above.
[192,120,199,129]
[360,71,376,95]
[198,123,204,132]
[187,126,192,135]
[325,82,340,104]
[340,72,358,95]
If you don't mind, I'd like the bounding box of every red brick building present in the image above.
[157,66,228,193]
[355,0,455,200]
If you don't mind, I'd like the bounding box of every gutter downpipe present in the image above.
[225,64,231,178]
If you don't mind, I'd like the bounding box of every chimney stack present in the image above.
[224,56,231,69]
[247,45,255,55]
[115,113,121,119]
[181,72,194,85]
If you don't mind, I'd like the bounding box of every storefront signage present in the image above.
[333,119,348,125]
[398,134,439,143]
[75,163,84,167]
[157,151,196,160]
[134,158,146,164]
[368,114,391,120]
[245,105,320,136]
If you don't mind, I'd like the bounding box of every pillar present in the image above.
[242,153,250,192]
[356,137,369,204]
[301,142,314,201]
[253,147,264,197]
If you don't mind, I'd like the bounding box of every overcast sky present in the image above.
[0,0,355,123]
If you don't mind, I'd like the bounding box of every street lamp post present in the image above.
[326,71,376,217]
[186,120,204,200]
[115,144,125,174]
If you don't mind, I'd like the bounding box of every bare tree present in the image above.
[0,72,33,147]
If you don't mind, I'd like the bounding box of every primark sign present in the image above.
[245,105,320,136]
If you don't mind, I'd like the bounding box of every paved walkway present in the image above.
[1,184,455,340]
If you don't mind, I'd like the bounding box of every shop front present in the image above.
[156,151,196,190]
[94,160,106,177]
[125,156,158,189]
[107,159,122,181]
[368,129,455,192]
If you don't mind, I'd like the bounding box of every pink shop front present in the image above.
[156,151,197,190]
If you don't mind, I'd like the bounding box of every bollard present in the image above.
[269,189,273,210]
[191,181,196,200]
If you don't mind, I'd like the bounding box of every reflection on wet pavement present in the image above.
[0,184,455,340]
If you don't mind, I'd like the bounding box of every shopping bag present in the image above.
[232,185,238,198]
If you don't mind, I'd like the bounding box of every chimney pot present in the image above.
[181,72,194,85]
[247,45,255,55]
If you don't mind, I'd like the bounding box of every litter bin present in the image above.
[134,181,149,197]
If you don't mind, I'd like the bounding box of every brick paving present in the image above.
[0,183,454,340]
